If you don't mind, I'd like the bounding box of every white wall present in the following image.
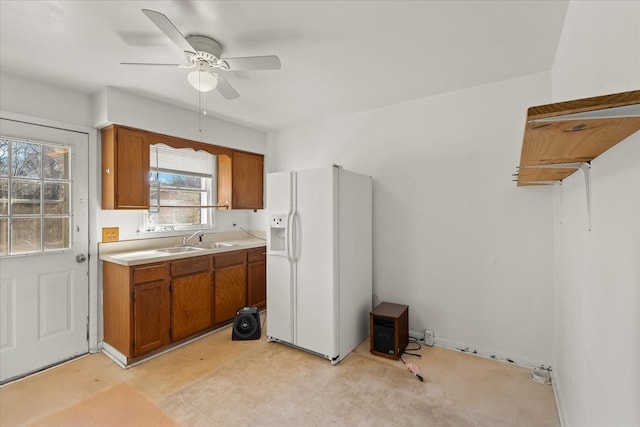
[550,1,640,426]
[267,72,555,366]
[0,74,94,127]
[94,87,266,154]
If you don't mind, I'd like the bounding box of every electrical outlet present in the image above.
[102,227,119,242]
[424,329,434,347]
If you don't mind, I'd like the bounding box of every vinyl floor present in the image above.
[0,315,560,426]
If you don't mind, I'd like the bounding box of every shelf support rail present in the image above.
[526,162,592,230]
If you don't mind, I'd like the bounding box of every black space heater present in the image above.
[232,306,261,341]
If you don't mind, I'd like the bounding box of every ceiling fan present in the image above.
[122,9,281,99]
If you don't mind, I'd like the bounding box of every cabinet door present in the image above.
[101,126,150,209]
[172,272,213,341]
[214,265,247,324]
[115,127,150,209]
[247,249,266,309]
[133,281,169,357]
[232,151,264,209]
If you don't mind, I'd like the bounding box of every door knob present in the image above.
[76,254,87,263]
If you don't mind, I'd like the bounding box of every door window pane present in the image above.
[44,182,69,214]
[44,217,69,250]
[0,218,7,255]
[0,178,7,215]
[43,146,70,179]
[11,180,41,214]
[11,141,41,178]
[0,139,8,176]
[11,217,41,254]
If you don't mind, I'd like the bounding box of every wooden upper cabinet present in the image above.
[101,125,150,209]
[101,124,263,210]
[218,151,264,210]
[233,151,264,209]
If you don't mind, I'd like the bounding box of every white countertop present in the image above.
[99,232,266,266]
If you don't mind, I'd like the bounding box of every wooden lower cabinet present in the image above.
[170,255,214,342]
[247,248,266,309]
[172,273,213,341]
[103,261,170,359]
[103,246,267,364]
[133,280,170,357]
[214,251,247,324]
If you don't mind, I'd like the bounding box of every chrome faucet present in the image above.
[182,230,204,246]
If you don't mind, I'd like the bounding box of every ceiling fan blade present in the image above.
[221,55,281,71]
[215,74,240,99]
[142,9,195,53]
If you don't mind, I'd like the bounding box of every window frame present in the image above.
[143,144,217,233]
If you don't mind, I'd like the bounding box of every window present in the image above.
[145,144,217,232]
[0,137,72,256]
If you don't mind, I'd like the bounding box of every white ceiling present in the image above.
[0,1,568,132]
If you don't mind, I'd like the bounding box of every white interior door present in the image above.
[0,118,89,383]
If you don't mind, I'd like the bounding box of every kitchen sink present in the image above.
[195,242,236,249]
[213,242,235,248]
[156,246,205,254]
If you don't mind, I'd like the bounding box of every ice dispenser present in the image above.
[269,214,287,255]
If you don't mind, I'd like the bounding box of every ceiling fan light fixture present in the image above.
[187,70,218,92]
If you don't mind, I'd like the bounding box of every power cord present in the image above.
[401,338,424,382]
[233,223,266,241]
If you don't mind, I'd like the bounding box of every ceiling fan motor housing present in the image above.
[185,35,223,62]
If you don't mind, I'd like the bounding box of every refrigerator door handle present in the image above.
[291,211,300,263]
[286,210,295,263]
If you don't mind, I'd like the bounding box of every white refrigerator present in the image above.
[266,165,372,364]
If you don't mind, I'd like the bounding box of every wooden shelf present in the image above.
[517,90,640,186]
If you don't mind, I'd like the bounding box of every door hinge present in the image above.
[132,292,135,302]
[132,340,135,350]
[86,316,90,342]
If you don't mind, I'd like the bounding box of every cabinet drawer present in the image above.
[214,251,246,269]
[132,263,166,284]
[247,247,266,263]
[170,256,211,277]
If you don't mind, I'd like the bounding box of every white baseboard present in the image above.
[408,330,550,369]
[99,322,236,369]
[550,369,566,427]
[101,342,128,369]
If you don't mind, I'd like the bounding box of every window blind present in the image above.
[150,143,215,175]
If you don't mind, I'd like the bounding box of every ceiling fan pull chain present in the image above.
[198,84,202,132]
